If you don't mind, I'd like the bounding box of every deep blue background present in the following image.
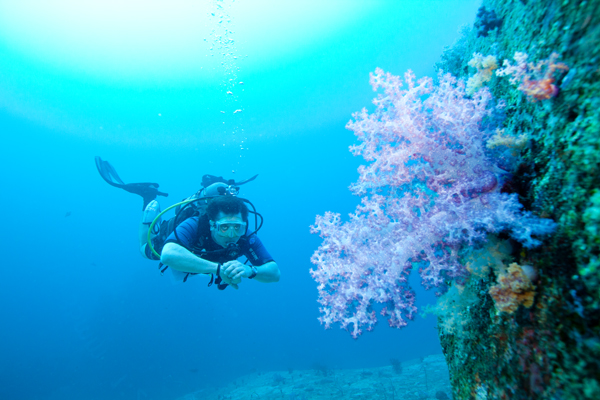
[0,2,481,399]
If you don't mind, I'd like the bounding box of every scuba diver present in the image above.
[95,157,280,290]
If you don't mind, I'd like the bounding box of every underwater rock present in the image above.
[474,6,502,37]
[435,0,600,398]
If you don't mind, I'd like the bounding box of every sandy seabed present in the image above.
[177,354,451,400]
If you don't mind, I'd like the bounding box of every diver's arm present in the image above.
[222,260,280,283]
[253,261,280,283]
[160,242,220,274]
[161,243,240,287]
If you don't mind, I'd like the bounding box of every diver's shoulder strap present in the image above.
[191,215,208,255]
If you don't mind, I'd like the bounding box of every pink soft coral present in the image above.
[310,69,555,338]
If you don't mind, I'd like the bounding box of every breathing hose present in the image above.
[147,198,196,259]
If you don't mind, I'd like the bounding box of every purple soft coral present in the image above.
[310,68,555,338]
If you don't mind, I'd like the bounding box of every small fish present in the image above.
[65,211,72,217]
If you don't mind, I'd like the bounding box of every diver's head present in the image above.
[208,196,248,248]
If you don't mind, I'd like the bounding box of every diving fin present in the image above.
[95,156,168,209]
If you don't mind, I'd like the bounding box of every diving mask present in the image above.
[213,220,247,238]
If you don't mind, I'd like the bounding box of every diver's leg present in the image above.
[139,200,161,259]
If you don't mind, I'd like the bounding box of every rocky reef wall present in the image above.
[434,0,600,398]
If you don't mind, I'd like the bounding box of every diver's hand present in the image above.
[218,270,240,290]
[222,260,251,281]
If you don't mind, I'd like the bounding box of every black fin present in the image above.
[95,157,168,209]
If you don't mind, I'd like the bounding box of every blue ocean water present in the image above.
[0,1,480,399]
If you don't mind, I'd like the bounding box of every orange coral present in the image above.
[520,75,561,102]
[489,263,536,313]
[496,52,569,102]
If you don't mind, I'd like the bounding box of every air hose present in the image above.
[146,198,197,259]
